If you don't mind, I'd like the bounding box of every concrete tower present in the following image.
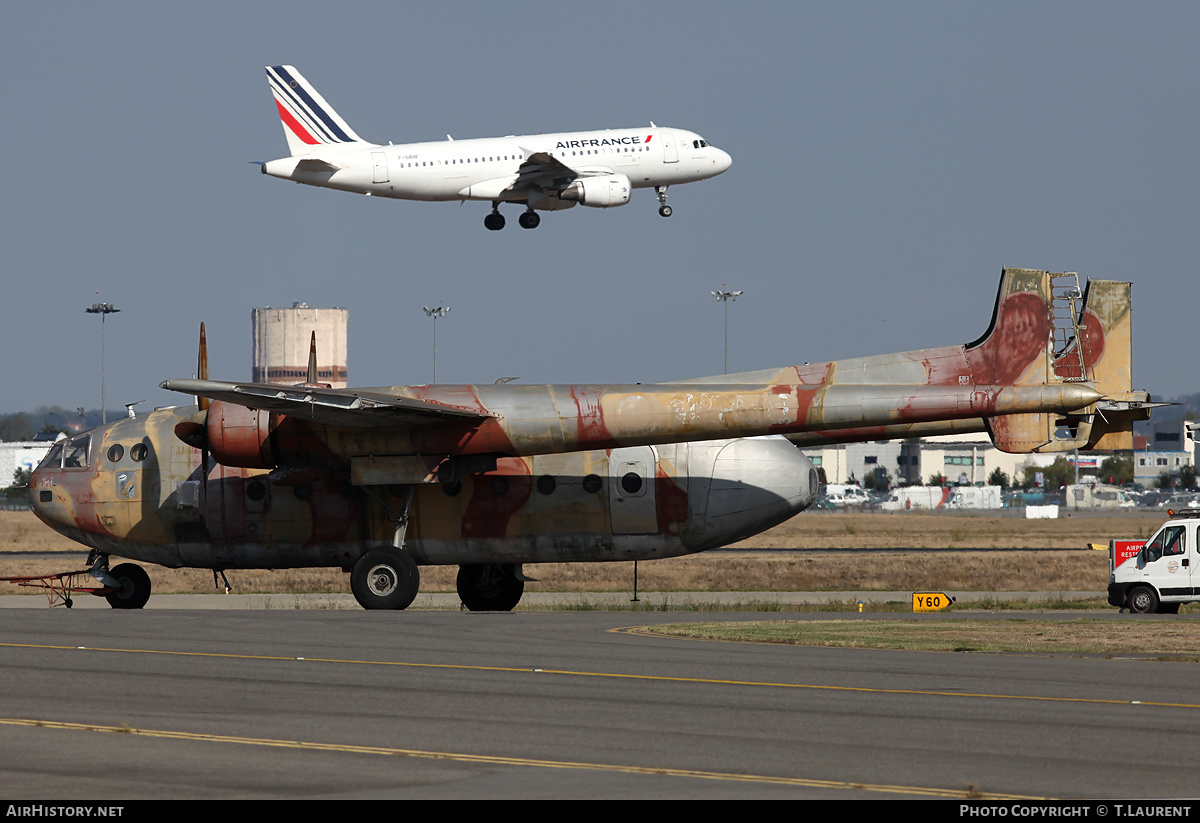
[252,303,348,388]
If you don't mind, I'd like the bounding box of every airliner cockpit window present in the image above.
[63,435,90,469]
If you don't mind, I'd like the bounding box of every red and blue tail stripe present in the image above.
[266,65,365,153]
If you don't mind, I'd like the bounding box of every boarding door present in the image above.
[609,446,657,534]
[658,131,678,163]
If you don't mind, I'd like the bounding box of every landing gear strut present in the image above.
[484,203,505,231]
[456,563,524,611]
[349,485,421,610]
[655,186,672,217]
[518,210,541,229]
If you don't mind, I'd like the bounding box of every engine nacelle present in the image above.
[206,401,276,469]
[560,174,632,208]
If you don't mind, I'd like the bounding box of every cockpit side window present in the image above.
[38,442,65,470]
[63,435,90,469]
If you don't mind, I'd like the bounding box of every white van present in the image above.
[946,486,1002,509]
[1107,517,1199,613]
[823,484,870,508]
[880,486,951,511]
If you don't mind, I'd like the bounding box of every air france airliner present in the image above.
[262,65,732,230]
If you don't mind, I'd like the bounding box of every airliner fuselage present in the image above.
[261,66,731,229]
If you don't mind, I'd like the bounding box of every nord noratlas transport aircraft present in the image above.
[262,65,732,230]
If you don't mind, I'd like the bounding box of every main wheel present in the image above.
[484,212,505,231]
[456,563,524,611]
[350,548,420,610]
[518,211,540,229]
[1127,585,1159,615]
[105,563,151,610]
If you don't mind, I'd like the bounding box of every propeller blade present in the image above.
[197,323,210,412]
[306,331,317,385]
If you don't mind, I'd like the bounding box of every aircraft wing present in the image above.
[160,379,491,429]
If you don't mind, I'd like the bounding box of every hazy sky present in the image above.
[2,2,1196,415]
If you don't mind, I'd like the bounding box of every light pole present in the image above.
[422,303,450,383]
[86,301,120,424]
[711,285,742,373]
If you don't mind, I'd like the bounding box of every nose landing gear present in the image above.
[655,186,672,217]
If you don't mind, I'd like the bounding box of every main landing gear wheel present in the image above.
[518,211,540,229]
[351,548,420,610]
[105,563,151,610]
[1126,585,1158,615]
[456,563,524,611]
[484,212,505,231]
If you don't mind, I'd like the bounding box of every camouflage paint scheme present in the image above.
[25,268,1151,608]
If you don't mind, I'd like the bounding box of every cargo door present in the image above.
[609,446,657,534]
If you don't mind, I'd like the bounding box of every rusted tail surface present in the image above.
[974,269,1147,453]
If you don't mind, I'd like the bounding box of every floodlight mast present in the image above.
[85,301,120,424]
[422,303,451,384]
[711,286,742,374]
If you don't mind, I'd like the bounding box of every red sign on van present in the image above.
[1112,540,1145,568]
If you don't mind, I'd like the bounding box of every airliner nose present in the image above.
[714,148,732,174]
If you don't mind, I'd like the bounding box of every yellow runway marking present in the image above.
[2,639,1199,711]
[0,717,1041,799]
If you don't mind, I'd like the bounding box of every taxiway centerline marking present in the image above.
[2,640,1197,710]
[0,717,1043,800]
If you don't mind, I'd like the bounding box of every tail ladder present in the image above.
[1050,272,1088,382]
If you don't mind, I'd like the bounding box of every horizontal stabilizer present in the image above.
[295,158,342,173]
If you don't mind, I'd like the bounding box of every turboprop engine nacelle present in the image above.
[174,401,276,469]
[560,174,632,208]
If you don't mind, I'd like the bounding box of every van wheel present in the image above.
[1127,585,1158,615]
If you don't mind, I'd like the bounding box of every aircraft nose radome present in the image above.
[714,148,732,173]
[703,437,816,546]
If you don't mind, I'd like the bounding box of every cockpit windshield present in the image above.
[37,441,65,470]
[62,435,90,469]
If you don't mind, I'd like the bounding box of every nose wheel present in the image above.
[655,186,672,217]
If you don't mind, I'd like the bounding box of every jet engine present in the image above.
[559,174,632,208]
